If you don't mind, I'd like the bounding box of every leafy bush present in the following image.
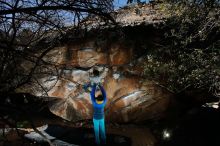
[144,0,220,94]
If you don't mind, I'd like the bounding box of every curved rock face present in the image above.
[36,40,173,123]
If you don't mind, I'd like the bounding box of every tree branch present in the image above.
[0,5,115,23]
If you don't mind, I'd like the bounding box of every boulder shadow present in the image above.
[45,124,132,146]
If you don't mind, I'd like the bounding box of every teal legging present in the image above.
[93,118,106,145]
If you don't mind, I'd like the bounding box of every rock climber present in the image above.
[83,69,107,145]
[90,83,107,145]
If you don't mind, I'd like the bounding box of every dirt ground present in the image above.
[0,117,156,146]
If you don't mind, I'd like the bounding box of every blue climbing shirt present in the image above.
[90,84,107,119]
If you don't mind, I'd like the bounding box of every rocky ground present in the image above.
[0,119,156,146]
[1,106,220,146]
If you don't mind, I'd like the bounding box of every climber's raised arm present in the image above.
[99,85,107,105]
[90,83,97,104]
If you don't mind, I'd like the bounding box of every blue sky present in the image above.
[114,0,150,9]
[113,0,127,8]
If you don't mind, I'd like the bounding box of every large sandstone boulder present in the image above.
[35,44,173,123]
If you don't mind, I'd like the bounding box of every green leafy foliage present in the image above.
[144,0,220,93]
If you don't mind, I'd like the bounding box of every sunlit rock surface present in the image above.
[80,3,166,30]
[38,44,173,123]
